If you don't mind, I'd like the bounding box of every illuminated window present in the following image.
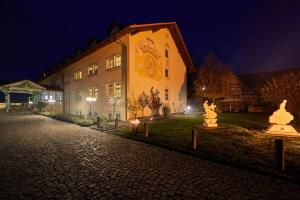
[165,89,169,101]
[88,87,98,98]
[106,84,114,97]
[106,54,121,70]
[114,55,121,67]
[106,57,114,70]
[114,83,121,97]
[165,69,169,78]
[88,64,98,76]
[74,71,82,80]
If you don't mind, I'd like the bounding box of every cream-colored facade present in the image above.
[38,22,194,120]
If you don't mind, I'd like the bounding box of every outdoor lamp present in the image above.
[86,97,96,116]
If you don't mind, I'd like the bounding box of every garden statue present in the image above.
[266,100,298,135]
[203,100,218,127]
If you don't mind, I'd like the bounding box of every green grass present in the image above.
[113,113,300,180]
[39,112,95,127]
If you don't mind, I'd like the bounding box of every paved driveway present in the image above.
[0,111,300,199]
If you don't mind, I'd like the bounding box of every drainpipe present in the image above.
[113,37,128,121]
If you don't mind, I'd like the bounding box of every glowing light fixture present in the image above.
[86,97,96,102]
[130,119,140,124]
[86,97,96,116]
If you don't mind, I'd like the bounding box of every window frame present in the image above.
[165,89,169,101]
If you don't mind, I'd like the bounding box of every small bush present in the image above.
[41,112,94,127]
[162,104,171,119]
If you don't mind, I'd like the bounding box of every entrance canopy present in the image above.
[0,80,46,94]
[0,80,46,112]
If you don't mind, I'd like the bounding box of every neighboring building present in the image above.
[222,68,300,112]
[37,22,195,120]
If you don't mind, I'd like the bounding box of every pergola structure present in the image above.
[0,80,46,112]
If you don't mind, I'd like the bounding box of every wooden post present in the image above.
[275,139,285,172]
[115,118,119,129]
[5,92,10,113]
[144,122,148,138]
[192,127,197,150]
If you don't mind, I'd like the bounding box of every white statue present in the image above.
[203,100,218,128]
[266,100,298,135]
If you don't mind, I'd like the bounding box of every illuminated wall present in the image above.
[128,28,187,118]
[39,28,187,120]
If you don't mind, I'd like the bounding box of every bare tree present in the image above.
[107,96,123,120]
[148,87,162,116]
[261,71,300,114]
[138,92,150,118]
[193,52,236,102]
[127,93,141,119]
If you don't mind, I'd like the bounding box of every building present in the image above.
[37,22,195,120]
[220,68,300,112]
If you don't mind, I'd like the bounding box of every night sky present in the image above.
[1,0,300,82]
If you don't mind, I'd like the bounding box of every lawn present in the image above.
[113,113,300,181]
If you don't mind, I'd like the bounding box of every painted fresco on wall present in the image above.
[135,38,162,80]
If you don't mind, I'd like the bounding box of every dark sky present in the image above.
[0,0,300,82]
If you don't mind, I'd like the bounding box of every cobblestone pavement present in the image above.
[0,111,300,200]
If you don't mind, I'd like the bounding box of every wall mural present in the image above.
[135,38,162,80]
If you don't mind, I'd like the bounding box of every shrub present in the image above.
[162,104,171,119]
[36,102,48,112]
[41,113,94,127]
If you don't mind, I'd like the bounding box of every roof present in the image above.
[0,80,46,93]
[37,22,195,81]
[239,67,300,90]
[40,85,64,91]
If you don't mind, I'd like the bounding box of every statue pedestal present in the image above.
[203,118,218,128]
[266,124,298,135]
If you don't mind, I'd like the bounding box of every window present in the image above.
[115,83,121,98]
[106,84,114,97]
[165,69,169,78]
[106,83,122,98]
[65,90,71,102]
[114,55,121,67]
[74,71,82,80]
[64,73,70,84]
[165,89,169,101]
[115,112,121,120]
[88,87,98,98]
[56,79,61,86]
[106,54,121,70]
[75,90,82,101]
[88,64,98,76]
[165,49,169,58]
[44,92,49,100]
[106,57,114,70]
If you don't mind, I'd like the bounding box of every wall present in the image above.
[39,35,129,120]
[128,28,187,118]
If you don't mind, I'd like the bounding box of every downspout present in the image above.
[113,37,128,120]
